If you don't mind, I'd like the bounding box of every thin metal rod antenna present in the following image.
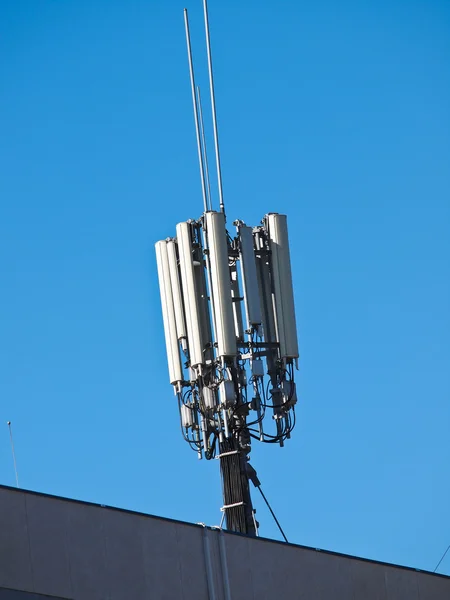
[196,86,212,211]
[434,544,450,573]
[7,421,19,488]
[184,9,208,213]
[202,0,225,214]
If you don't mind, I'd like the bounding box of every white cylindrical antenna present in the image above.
[205,211,236,357]
[237,224,262,331]
[166,240,188,352]
[201,225,218,348]
[254,229,277,344]
[177,222,207,369]
[193,241,214,364]
[7,421,19,488]
[155,241,184,386]
[184,9,208,213]
[266,214,299,360]
[202,0,225,214]
[196,86,212,211]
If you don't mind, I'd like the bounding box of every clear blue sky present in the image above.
[1,0,449,575]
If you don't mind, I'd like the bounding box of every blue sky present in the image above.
[1,0,449,575]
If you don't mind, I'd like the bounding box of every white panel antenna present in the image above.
[193,240,214,364]
[176,222,206,370]
[266,214,299,360]
[166,239,188,352]
[254,228,277,345]
[155,241,183,386]
[205,211,236,358]
[237,224,262,332]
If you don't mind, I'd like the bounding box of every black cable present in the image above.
[249,433,281,444]
[434,544,450,573]
[256,485,288,543]
[219,438,248,533]
[247,427,280,439]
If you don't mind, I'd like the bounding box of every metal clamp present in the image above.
[221,501,244,511]
[216,450,239,459]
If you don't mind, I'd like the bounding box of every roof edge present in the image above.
[1,483,447,580]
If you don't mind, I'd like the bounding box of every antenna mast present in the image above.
[196,86,212,211]
[155,2,299,539]
[184,9,209,213]
[202,0,225,214]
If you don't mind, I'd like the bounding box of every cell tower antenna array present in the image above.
[156,0,299,536]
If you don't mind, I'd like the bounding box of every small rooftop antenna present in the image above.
[202,0,225,214]
[7,421,19,488]
[184,8,209,213]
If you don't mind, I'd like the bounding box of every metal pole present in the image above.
[7,421,19,488]
[257,485,288,543]
[434,544,450,573]
[196,86,212,211]
[202,0,225,214]
[184,9,208,213]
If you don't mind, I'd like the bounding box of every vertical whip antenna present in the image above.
[184,8,208,213]
[202,0,225,214]
[196,86,212,211]
[7,421,19,488]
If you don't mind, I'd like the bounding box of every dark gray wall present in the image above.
[1,486,448,600]
[0,589,67,599]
